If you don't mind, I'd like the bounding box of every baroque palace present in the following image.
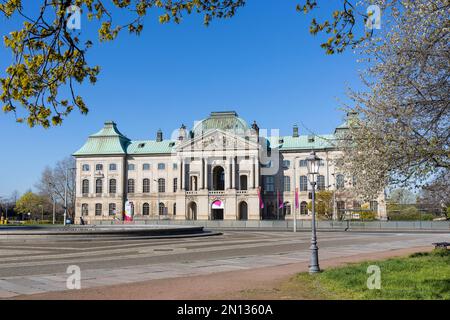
[73,111,386,224]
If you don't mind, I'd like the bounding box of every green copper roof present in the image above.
[269,134,336,151]
[73,121,131,156]
[127,140,176,154]
[193,111,249,136]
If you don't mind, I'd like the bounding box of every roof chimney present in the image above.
[293,124,299,138]
[156,129,163,142]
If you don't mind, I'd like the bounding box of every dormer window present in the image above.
[308,135,315,143]
[138,143,145,148]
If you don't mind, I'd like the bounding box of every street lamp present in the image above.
[306,150,321,274]
[64,167,76,226]
[153,179,160,220]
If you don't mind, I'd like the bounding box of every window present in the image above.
[158,163,165,170]
[299,160,307,167]
[317,175,325,190]
[143,203,150,215]
[109,163,117,171]
[173,178,178,192]
[158,178,166,193]
[336,174,345,190]
[95,203,102,216]
[283,176,291,192]
[353,201,361,210]
[81,204,88,216]
[173,203,176,216]
[95,179,103,194]
[159,202,166,215]
[299,176,308,191]
[300,201,308,215]
[95,164,103,171]
[128,163,135,171]
[143,178,150,193]
[82,164,90,171]
[337,201,346,215]
[109,203,116,215]
[82,179,89,194]
[109,179,117,194]
[265,176,275,192]
[370,201,378,212]
[143,163,150,171]
[127,179,135,193]
[173,163,178,170]
[239,175,248,191]
[282,160,290,169]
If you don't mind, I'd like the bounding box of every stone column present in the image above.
[204,158,208,190]
[231,157,235,189]
[225,159,230,190]
[255,155,260,189]
[200,158,204,190]
[251,156,256,189]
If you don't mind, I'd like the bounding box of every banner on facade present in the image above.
[211,199,224,209]
[124,201,134,221]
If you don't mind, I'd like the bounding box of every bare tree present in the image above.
[35,156,76,219]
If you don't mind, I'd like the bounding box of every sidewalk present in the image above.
[14,246,433,300]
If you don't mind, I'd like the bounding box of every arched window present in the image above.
[82,179,89,194]
[82,164,90,171]
[283,176,291,192]
[109,179,116,194]
[81,203,88,216]
[95,179,103,194]
[142,203,150,215]
[158,178,166,193]
[159,202,165,215]
[95,164,103,171]
[109,203,116,215]
[143,178,150,193]
[173,203,177,216]
[143,163,150,171]
[95,203,102,216]
[299,176,308,191]
[336,174,345,190]
[300,201,308,215]
[127,179,135,193]
[109,163,117,171]
[317,175,325,190]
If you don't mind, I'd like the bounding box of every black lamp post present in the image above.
[306,150,321,274]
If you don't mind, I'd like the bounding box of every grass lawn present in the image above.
[241,249,450,300]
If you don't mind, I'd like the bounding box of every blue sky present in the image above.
[0,1,366,197]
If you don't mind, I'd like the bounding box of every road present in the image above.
[0,230,448,298]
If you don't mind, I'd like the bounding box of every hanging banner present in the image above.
[258,187,264,209]
[124,201,134,221]
[295,187,299,209]
[211,199,224,209]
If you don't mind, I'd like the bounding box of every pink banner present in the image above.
[295,187,299,209]
[258,187,264,209]
[277,190,283,209]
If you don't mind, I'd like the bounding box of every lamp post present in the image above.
[306,151,321,274]
[292,156,301,233]
[48,182,56,225]
[153,179,160,220]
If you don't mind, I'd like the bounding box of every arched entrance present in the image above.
[238,201,248,220]
[212,166,225,191]
[187,202,197,220]
[211,199,224,220]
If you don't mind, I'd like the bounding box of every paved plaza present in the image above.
[0,231,449,298]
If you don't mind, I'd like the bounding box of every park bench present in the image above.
[432,242,450,249]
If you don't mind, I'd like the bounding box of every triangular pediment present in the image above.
[176,129,259,153]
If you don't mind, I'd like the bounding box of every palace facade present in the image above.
[73,111,386,224]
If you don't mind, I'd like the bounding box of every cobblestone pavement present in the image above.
[0,231,448,298]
